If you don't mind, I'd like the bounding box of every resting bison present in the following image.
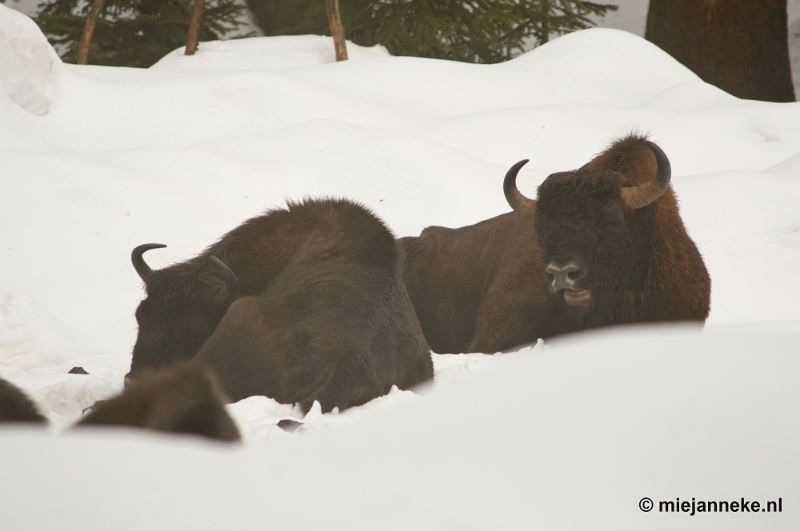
[131,198,433,412]
[191,200,433,412]
[130,198,386,375]
[0,377,47,423]
[78,362,240,442]
[399,134,711,353]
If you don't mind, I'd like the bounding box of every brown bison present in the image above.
[0,377,47,424]
[78,362,240,442]
[399,134,711,353]
[191,200,433,412]
[131,198,433,412]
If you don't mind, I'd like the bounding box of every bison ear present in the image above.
[210,256,239,304]
[620,141,671,210]
[503,159,537,216]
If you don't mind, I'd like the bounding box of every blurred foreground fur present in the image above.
[78,363,240,442]
[0,376,47,424]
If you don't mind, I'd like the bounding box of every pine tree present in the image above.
[247,0,617,64]
[32,0,248,68]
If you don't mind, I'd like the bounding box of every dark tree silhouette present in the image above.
[33,0,246,68]
[244,0,308,35]
[646,0,795,102]
[245,0,617,64]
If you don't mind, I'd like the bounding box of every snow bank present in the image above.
[1,326,797,530]
[0,291,77,374]
[0,4,63,115]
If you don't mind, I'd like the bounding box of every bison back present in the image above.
[78,363,240,442]
[194,257,433,412]
[399,213,578,354]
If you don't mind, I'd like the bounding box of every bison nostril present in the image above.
[567,268,584,281]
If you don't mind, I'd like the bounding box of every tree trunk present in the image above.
[186,0,206,56]
[77,0,108,65]
[645,0,795,102]
[326,0,348,61]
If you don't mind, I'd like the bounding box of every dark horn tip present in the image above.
[131,243,166,282]
[131,243,166,258]
[510,159,530,172]
[503,158,537,216]
[645,141,671,185]
[503,159,530,191]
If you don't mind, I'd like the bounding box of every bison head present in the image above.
[504,136,671,324]
[128,244,238,378]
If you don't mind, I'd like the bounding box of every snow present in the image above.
[0,5,799,529]
[0,4,63,115]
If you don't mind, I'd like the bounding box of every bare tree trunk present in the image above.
[77,0,107,65]
[326,0,348,61]
[186,0,206,56]
[646,0,794,102]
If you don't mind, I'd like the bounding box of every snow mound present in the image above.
[151,35,390,71]
[766,150,800,175]
[504,28,701,104]
[0,4,63,115]
[1,325,798,530]
[0,291,81,375]
[34,373,121,426]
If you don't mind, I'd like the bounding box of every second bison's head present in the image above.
[504,136,671,321]
[127,244,238,379]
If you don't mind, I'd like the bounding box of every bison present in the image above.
[78,362,240,442]
[399,134,711,353]
[0,377,47,424]
[131,198,433,412]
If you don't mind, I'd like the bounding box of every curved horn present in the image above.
[210,256,238,300]
[620,141,671,210]
[503,159,536,216]
[131,243,166,282]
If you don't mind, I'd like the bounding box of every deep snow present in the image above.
[1,4,799,529]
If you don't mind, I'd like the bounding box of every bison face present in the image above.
[503,137,672,323]
[533,171,641,313]
[127,246,238,380]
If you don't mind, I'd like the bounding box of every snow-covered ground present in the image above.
[1,4,799,529]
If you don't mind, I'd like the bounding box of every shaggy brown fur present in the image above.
[400,134,710,353]
[534,134,711,327]
[129,198,418,376]
[0,377,47,424]
[398,214,579,353]
[78,363,240,442]
[191,200,434,413]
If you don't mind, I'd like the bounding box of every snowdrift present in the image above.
[2,326,799,530]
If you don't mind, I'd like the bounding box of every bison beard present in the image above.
[129,198,433,413]
[400,134,710,354]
